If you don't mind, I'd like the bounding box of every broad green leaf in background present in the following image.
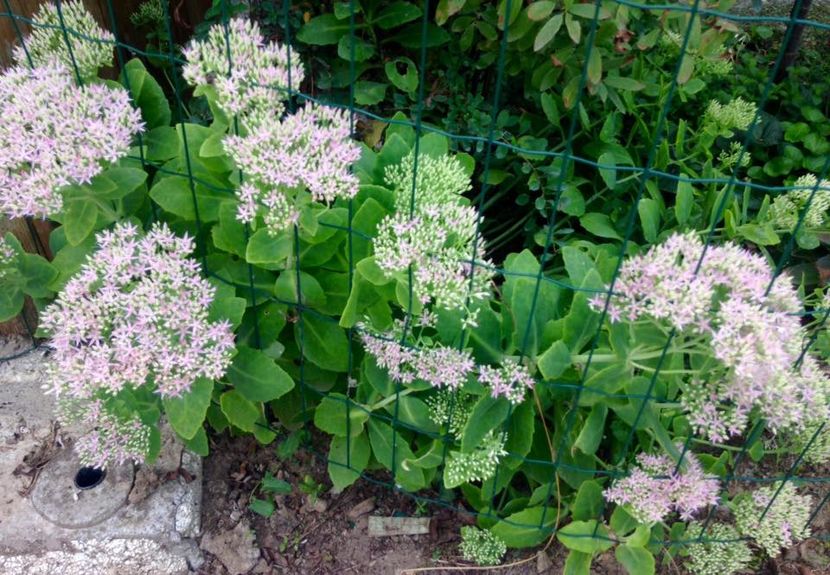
[556,520,614,554]
[580,213,621,240]
[461,396,510,452]
[354,81,388,106]
[220,389,261,432]
[228,346,294,402]
[296,315,350,372]
[538,340,571,380]
[615,544,655,575]
[563,551,592,575]
[338,35,375,62]
[384,58,419,93]
[638,198,660,243]
[297,14,350,45]
[163,377,214,440]
[121,59,171,129]
[367,418,425,491]
[490,506,558,548]
[374,2,422,29]
[675,180,693,225]
[314,393,369,437]
[534,14,563,52]
[328,432,371,490]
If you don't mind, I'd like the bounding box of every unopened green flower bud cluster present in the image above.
[684,521,752,575]
[459,526,507,566]
[130,0,163,28]
[769,173,830,232]
[426,390,475,437]
[704,98,757,135]
[15,0,114,79]
[444,430,507,488]
[375,151,494,314]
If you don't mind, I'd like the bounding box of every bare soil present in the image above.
[196,431,830,575]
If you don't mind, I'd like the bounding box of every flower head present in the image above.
[595,232,829,440]
[40,222,236,400]
[14,0,114,79]
[478,359,535,404]
[0,61,143,218]
[183,18,304,129]
[60,397,151,469]
[361,327,533,403]
[445,430,507,487]
[0,236,17,282]
[459,527,507,566]
[786,419,830,465]
[734,482,812,556]
[375,152,493,312]
[604,448,720,524]
[704,98,757,133]
[717,141,750,170]
[684,522,752,575]
[769,173,830,232]
[223,103,360,235]
[360,329,474,390]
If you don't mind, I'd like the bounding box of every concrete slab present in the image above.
[0,343,204,575]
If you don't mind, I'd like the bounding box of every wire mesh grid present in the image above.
[1,0,829,561]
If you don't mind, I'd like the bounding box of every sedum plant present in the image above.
[182,17,303,130]
[0,61,143,219]
[2,6,828,575]
[40,223,236,466]
[684,522,753,575]
[459,526,507,566]
[15,0,114,80]
[604,448,720,525]
[591,232,830,442]
[734,482,813,557]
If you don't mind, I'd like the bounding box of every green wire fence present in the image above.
[2,0,830,561]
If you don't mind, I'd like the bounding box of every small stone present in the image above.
[175,489,197,536]
[536,550,553,573]
[347,497,375,520]
[311,498,328,513]
[200,519,260,575]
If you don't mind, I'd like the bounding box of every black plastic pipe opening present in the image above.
[74,466,106,490]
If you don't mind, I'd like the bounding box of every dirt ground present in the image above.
[197,433,553,575]
[196,432,830,575]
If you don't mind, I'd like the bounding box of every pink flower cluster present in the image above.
[224,103,360,235]
[0,61,143,218]
[479,360,535,404]
[591,232,829,441]
[40,222,236,400]
[604,448,720,524]
[361,330,533,404]
[65,398,151,469]
[183,19,358,235]
[182,18,304,128]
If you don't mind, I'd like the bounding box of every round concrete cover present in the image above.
[31,448,134,528]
